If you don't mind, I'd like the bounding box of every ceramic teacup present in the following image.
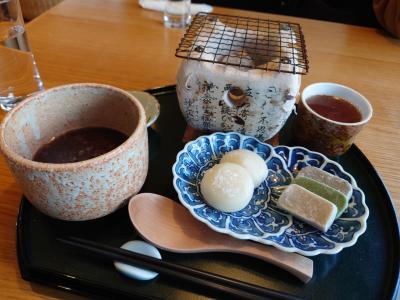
[294,82,373,157]
[0,83,148,221]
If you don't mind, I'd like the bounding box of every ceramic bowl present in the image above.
[0,83,148,221]
[172,132,369,255]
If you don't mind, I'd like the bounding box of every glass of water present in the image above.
[0,0,44,112]
[163,0,191,29]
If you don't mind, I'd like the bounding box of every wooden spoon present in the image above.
[128,193,313,283]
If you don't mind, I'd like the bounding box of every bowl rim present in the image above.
[0,83,146,171]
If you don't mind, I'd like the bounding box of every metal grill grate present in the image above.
[175,13,309,75]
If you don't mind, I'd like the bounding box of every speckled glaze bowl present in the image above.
[0,83,148,221]
[294,82,373,157]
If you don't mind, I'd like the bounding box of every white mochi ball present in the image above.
[200,163,254,213]
[220,149,268,187]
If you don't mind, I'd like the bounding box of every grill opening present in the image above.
[175,12,309,75]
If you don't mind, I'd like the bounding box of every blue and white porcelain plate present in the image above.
[172,132,369,256]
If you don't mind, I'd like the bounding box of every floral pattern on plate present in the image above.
[173,133,369,256]
[173,132,293,240]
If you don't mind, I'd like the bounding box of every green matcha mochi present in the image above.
[293,176,348,219]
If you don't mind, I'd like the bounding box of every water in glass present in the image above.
[163,0,191,28]
[0,0,43,111]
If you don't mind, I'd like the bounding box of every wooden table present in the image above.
[0,0,399,298]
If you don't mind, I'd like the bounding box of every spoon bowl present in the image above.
[128,193,313,283]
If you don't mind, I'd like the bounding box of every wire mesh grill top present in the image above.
[175,13,309,75]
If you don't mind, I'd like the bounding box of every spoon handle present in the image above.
[210,241,313,283]
[129,193,313,283]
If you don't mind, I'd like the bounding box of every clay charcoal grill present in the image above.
[175,12,309,143]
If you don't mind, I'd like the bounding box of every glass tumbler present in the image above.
[163,0,191,29]
[0,0,43,111]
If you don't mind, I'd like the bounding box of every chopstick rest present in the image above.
[114,240,161,280]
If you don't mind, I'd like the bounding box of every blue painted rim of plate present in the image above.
[172,132,369,256]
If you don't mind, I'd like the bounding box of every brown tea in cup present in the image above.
[307,95,362,123]
[294,83,373,157]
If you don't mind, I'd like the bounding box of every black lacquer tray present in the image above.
[17,86,400,299]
